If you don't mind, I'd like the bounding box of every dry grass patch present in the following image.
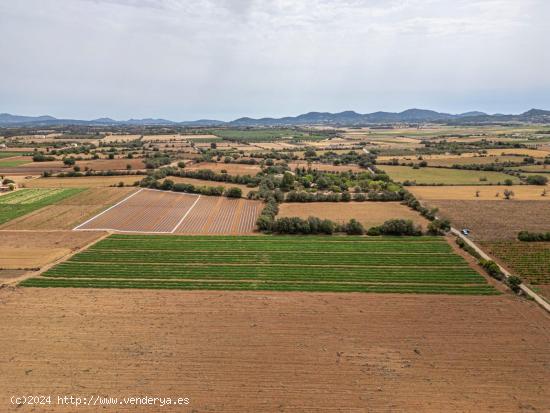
[24,176,143,188]
[278,202,429,228]
[379,165,520,185]
[410,185,550,201]
[186,161,261,175]
[0,230,103,270]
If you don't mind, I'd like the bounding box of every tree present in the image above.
[427,219,451,235]
[507,276,522,293]
[503,189,514,200]
[374,219,422,236]
[224,187,242,198]
[63,157,75,166]
[304,148,317,158]
[344,219,365,235]
[526,175,548,185]
[280,172,295,191]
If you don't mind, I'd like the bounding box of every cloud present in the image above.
[0,0,548,119]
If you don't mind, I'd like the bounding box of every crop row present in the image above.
[47,262,477,276]
[0,188,84,225]
[71,251,467,266]
[108,234,447,242]
[91,241,453,253]
[44,265,484,284]
[20,278,499,295]
[0,188,65,205]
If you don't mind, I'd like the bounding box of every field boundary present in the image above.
[73,188,203,234]
[451,228,550,313]
[73,188,143,231]
[171,195,201,233]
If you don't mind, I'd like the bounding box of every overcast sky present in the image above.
[1,0,549,120]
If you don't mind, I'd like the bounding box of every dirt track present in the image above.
[0,288,548,412]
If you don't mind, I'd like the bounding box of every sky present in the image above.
[1,0,549,121]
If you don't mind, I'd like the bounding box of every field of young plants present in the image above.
[0,188,84,225]
[481,241,550,285]
[21,235,497,294]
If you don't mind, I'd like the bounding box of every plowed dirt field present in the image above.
[0,288,548,412]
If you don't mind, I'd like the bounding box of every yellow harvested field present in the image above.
[0,230,104,270]
[422,155,526,167]
[101,134,142,143]
[186,161,261,175]
[180,134,220,140]
[0,187,136,230]
[377,153,477,162]
[484,148,550,157]
[409,185,550,201]
[278,202,429,228]
[23,175,143,188]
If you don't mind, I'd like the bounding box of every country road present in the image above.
[451,227,550,313]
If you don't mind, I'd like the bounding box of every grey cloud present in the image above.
[0,0,548,120]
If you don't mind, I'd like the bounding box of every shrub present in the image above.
[517,231,550,242]
[455,237,481,259]
[224,187,242,198]
[32,153,55,162]
[479,259,504,281]
[369,219,422,236]
[526,175,548,185]
[344,219,364,235]
[427,219,450,235]
[507,276,522,293]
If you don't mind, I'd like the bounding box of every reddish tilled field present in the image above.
[76,189,262,234]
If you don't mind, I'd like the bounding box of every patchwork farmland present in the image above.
[75,189,263,234]
[0,188,84,225]
[22,235,498,294]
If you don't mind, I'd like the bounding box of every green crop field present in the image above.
[481,241,550,285]
[0,188,85,225]
[211,129,328,142]
[0,158,29,167]
[379,165,520,185]
[0,151,29,159]
[21,235,497,294]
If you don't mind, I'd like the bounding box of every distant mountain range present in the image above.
[1,108,549,127]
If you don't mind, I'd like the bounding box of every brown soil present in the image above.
[0,187,136,230]
[278,202,429,228]
[0,231,104,270]
[426,200,550,241]
[0,288,548,412]
[186,161,261,176]
[536,285,550,302]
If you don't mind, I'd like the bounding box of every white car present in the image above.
[461,228,470,236]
